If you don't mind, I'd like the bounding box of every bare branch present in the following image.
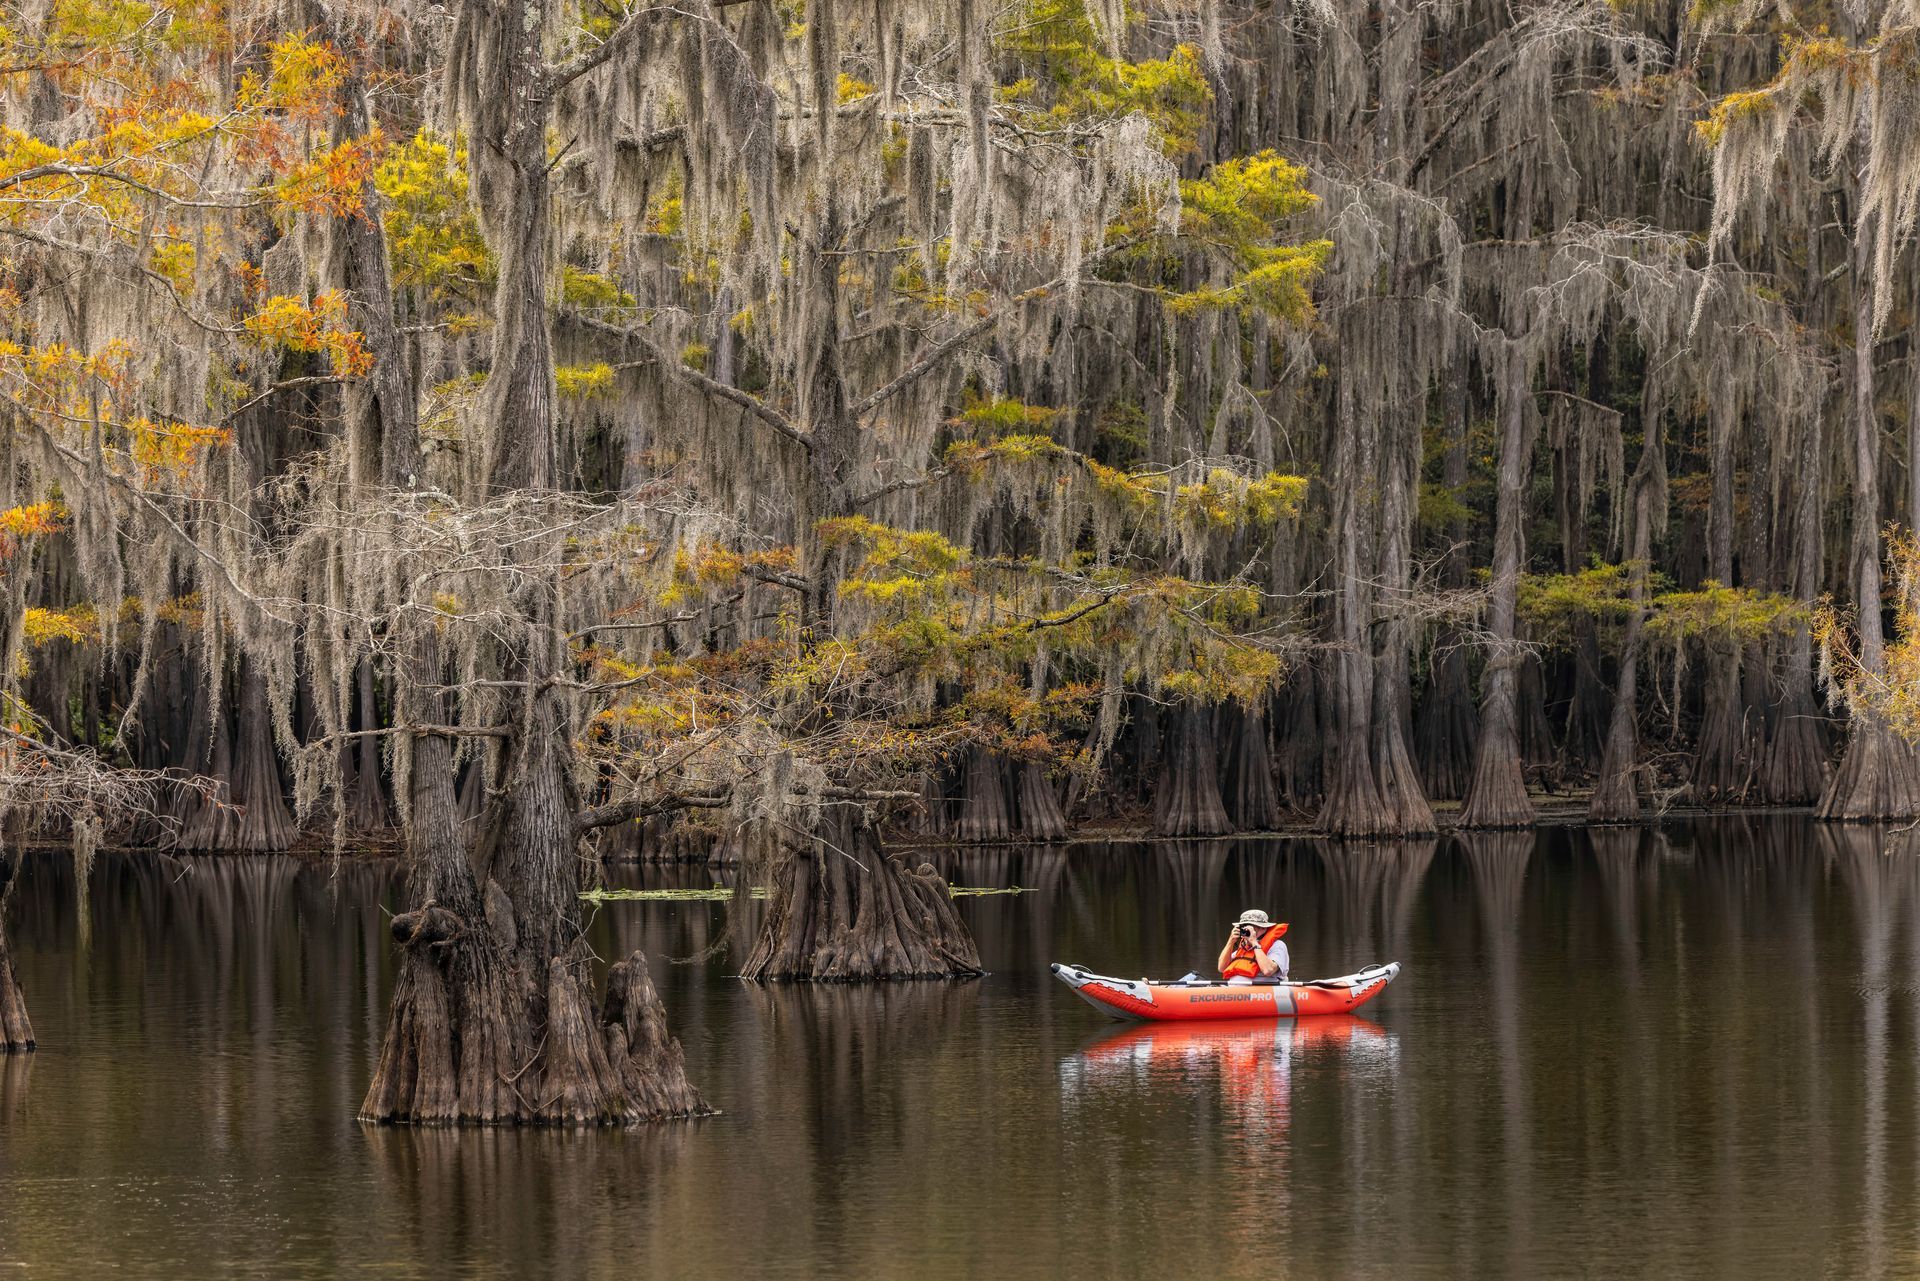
[546,7,661,89]
[570,312,811,450]
[575,790,733,833]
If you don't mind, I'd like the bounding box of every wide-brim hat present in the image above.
[1236,909,1273,928]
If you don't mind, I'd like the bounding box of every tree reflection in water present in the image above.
[10,823,1920,1278]
[1455,829,1533,1278]
[1826,823,1919,1281]
[1,1052,29,1121]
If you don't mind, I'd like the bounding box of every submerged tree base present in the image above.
[1817,715,1920,821]
[0,852,30,1053]
[0,952,31,1054]
[741,806,985,981]
[359,905,710,1126]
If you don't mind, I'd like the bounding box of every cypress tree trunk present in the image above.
[1274,672,1322,813]
[359,677,518,1121]
[751,201,982,974]
[233,659,299,849]
[1317,380,1393,835]
[741,805,983,980]
[1371,645,1435,832]
[1555,405,1608,773]
[1516,653,1558,772]
[341,658,392,834]
[1590,399,1667,822]
[1417,645,1479,800]
[1765,195,1833,804]
[1820,208,1920,820]
[1418,358,1478,801]
[1692,648,1750,803]
[1154,704,1233,837]
[0,851,33,1053]
[174,657,298,853]
[1460,349,1540,828]
[951,745,1013,843]
[1219,703,1280,831]
[342,46,706,1119]
[1765,636,1830,804]
[948,750,1065,841]
[1369,390,1435,834]
[1691,399,1751,803]
[1011,761,1069,841]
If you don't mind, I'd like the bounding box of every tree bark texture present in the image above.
[1690,397,1752,803]
[741,805,984,981]
[1219,703,1281,831]
[1460,349,1540,828]
[0,853,33,1053]
[1590,400,1666,822]
[1153,704,1233,837]
[1819,208,1920,819]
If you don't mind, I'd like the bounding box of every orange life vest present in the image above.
[1220,922,1288,979]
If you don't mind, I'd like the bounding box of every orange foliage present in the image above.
[127,419,231,481]
[242,291,373,374]
[275,129,385,220]
[0,502,64,559]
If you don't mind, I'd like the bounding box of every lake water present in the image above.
[2,818,1918,1279]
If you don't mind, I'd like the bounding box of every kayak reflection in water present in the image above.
[1214,908,1289,984]
[1060,1017,1394,1117]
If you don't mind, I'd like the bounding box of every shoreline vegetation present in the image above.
[11,795,1828,870]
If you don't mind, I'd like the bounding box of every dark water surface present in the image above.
[4,819,1920,1279]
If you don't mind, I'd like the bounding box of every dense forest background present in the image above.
[7,0,1920,1117]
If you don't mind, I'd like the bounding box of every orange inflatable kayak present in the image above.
[1050,960,1401,1021]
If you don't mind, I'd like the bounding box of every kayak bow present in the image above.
[1050,960,1401,1021]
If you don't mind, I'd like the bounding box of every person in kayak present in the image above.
[1217,909,1289,983]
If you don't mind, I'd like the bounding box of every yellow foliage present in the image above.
[1695,87,1778,147]
[148,239,196,292]
[1174,469,1307,528]
[375,132,493,296]
[21,606,97,645]
[1001,0,1212,154]
[556,363,616,397]
[1166,152,1330,322]
[1647,581,1804,643]
[1822,533,1920,737]
[562,265,635,309]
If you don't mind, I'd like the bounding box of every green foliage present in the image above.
[1520,566,1805,649]
[1092,400,1148,466]
[1417,480,1476,535]
[1000,0,1212,154]
[954,394,1066,438]
[1167,153,1331,323]
[1519,563,1641,642]
[1646,582,1805,643]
